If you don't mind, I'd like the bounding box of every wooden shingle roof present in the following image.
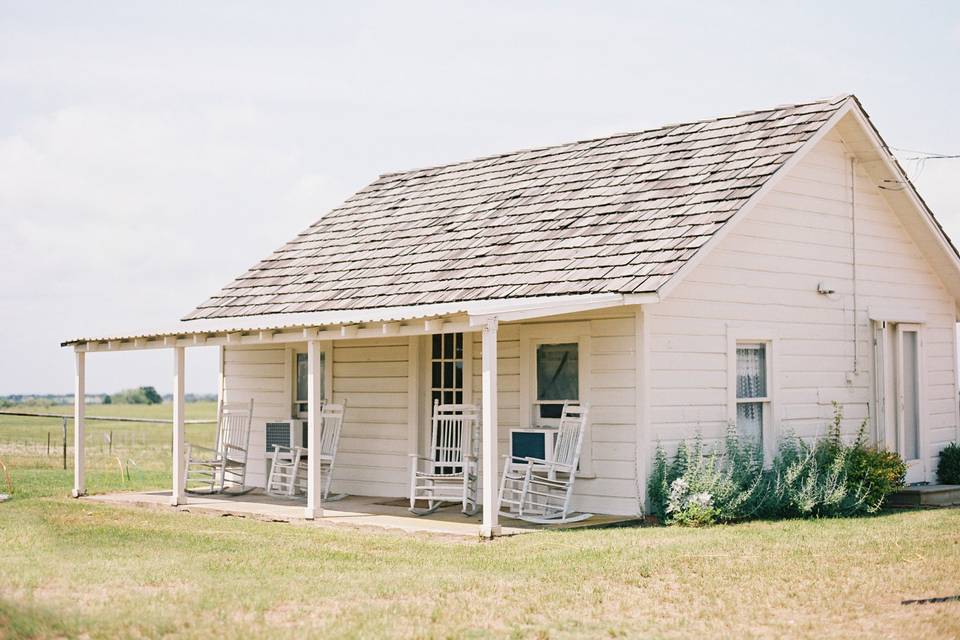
[185,96,850,320]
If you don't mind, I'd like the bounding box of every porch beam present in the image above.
[480,316,500,538]
[305,339,324,520]
[68,320,479,352]
[72,352,86,497]
[170,346,185,506]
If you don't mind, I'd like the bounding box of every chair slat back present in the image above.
[429,401,480,472]
[553,402,589,469]
[218,399,254,458]
[319,401,346,458]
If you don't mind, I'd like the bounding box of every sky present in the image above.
[1,1,958,395]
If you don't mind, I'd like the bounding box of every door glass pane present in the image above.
[736,402,763,442]
[736,344,766,399]
[429,333,464,409]
[902,331,919,460]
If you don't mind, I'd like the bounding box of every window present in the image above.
[430,332,464,406]
[900,328,920,461]
[535,342,579,420]
[735,343,769,443]
[294,351,324,418]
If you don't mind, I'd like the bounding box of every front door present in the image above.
[875,322,924,484]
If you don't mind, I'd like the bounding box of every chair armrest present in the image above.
[523,457,575,472]
[223,443,247,453]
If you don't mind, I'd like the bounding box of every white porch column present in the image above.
[72,351,86,497]
[305,339,324,519]
[170,346,185,506]
[480,317,500,538]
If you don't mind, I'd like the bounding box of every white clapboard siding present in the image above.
[472,310,640,516]
[222,339,412,496]
[331,337,410,497]
[221,345,289,488]
[647,130,958,482]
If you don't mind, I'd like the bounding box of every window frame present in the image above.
[519,323,593,476]
[727,329,778,462]
[289,343,332,420]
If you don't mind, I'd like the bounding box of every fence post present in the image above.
[109,430,113,455]
[62,417,67,470]
[47,432,51,456]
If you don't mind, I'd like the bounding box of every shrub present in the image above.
[937,442,960,484]
[648,404,906,526]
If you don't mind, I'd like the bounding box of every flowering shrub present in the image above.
[648,404,906,526]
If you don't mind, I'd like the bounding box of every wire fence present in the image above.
[0,410,216,473]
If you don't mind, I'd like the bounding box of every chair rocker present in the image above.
[409,401,480,516]
[498,402,591,524]
[266,401,348,502]
[184,398,254,495]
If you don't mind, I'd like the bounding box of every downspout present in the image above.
[851,156,859,376]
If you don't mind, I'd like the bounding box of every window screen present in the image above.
[536,343,579,419]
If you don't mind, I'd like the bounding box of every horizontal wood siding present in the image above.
[222,339,411,496]
[648,130,958,481]
[221,345,288,488]
[331,337,409,497]
[472,310,640,516]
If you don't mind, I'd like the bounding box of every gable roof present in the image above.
[184,95,859,321]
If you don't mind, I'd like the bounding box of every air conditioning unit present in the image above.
[509,428,557,466]
[265,420,308,453]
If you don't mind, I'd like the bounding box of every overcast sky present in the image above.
[1,1,958,395]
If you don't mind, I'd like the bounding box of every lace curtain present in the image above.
[736,344,766,441]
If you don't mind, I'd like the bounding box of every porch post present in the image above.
[480,317,500,538]
[305,339,323,519]
[72,351,86,497]
[170,346,185,506]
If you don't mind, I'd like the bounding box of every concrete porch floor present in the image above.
[84,490,642,538]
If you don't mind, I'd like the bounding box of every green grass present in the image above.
[0,401,217,478]
[2,404,959,638]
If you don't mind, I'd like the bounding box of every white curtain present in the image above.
[736,344,766,441]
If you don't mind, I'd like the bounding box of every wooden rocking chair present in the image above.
[184,398,254,495]
[409,401,480,516]
[266,401,348,501]
[498,402,591,524]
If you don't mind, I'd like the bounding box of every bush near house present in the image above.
[937,442,960,484]
[649,404,906,526]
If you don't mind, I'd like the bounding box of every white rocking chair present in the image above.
[409,401,480,516]
[266,401,347,501]
[498,402,591,524]
[184,398,254,495]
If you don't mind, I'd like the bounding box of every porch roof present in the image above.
[61,292,654,351]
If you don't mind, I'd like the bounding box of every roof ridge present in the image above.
[377,94,853,179]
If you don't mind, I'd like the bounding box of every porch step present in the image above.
[885,484,960,508]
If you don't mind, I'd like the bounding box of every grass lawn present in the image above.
[2,404,960,638]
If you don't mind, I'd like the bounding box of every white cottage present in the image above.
[64,95,960,536]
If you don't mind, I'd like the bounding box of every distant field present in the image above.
[0,402,216,494]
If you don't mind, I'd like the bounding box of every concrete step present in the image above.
[886,484,960,507]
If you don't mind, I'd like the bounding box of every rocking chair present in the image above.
[184,398,254,495]
[409,401,480,516]
[498,402,591,524]
[266,401,347,501]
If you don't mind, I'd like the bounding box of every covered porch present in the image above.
[64,293,654,537]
